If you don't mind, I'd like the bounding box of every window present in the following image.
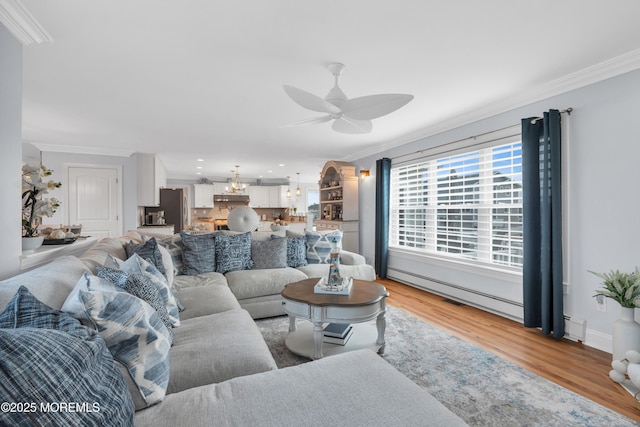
[390,140,523,269]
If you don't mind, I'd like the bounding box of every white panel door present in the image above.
[68,167,121,239]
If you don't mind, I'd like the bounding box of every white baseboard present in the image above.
[585,329,612,354]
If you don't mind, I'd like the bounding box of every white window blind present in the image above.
[390,140,523,269]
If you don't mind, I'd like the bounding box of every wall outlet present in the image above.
[596,294,606,312]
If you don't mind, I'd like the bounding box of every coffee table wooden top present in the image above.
[281,278,388,307]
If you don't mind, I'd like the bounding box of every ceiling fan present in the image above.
[283,63,414,134]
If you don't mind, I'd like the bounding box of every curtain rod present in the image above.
[392,107,573,162]
[530,107,573,124]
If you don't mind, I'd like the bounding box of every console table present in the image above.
[20,236,98,271]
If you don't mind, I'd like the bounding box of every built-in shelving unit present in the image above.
[317,160,359,252]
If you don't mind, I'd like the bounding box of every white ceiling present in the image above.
[14,0,640,183]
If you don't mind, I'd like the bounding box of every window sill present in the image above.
[388,247,522,284]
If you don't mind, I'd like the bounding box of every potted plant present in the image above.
[22,164,61,250]
[591,268,640,361]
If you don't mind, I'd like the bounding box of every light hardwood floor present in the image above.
[378,278,640,422]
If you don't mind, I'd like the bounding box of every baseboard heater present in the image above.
[387,268,586,342]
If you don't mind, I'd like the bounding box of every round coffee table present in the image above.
[281,278,389,359]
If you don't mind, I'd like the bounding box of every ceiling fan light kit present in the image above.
[283,62,413,134]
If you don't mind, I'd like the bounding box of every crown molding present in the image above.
[31,143,135,158]
[0,0,51,45]
[345,48,640,162]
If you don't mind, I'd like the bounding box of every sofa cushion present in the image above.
[109,254,181,327]
[0,287,134,426]
[125,237,167,279]
[133,349,467,427]
[0,255,90,311]
[180,231,216,275]
[171,271,228,290]
[173,285,241,321]
[78,289,171,409]
[305,230,343,264]
[167,309,277,395]
[225,267,308,300]
[215,231,254,273]
[251,237,287,269]
[97,266,174,344]
[80,237,128,272]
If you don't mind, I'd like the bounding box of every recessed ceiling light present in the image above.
[197,166,202,169]
[278,164,285,167]
[197,158,204,162]
[268,170,273,173]
[196,172,201,175]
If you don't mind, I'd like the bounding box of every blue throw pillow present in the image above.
[125,237,167,279]
[215,231,254,274]
[0,286,134,426]
[179,231,216,275]
[272,234,308,267]
[97,266,174,345]
[305,230,343,264]
[78,289,171,408]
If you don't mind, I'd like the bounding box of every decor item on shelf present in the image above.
[591,268,640,360]
[295,172,301,197]
[227,206,259,232]
[22,164,61,245]
[225,165,247,194]
[283,62,413,134]
[270,221,289,231]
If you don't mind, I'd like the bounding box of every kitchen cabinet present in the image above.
[269,185,289,208]
[249,186,270,208]
[249,185,289,208]
[212,183,228,195]
[193,184,214,208]
[317,160,359,252]
[137,153,166,206]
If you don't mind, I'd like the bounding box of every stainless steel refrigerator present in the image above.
[159,188,188,233]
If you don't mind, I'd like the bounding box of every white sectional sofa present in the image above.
[0,230,467,426]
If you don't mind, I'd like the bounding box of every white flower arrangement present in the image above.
[22,164,61,237]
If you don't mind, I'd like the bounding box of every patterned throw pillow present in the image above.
[96,266,174,345]
[158,235,185,278]
[0,287,134,426]
[251,238,287,269]
[109,254,181,327]
[61,271,124,319]
[272,235,308,268]
[179,231,216,275]
[78,289,171,408]
[215,231,254,274]
[305,230,343,264]
[125,237,167,279]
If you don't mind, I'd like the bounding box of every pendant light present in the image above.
[286,176,291,199]
[295,172,301,197]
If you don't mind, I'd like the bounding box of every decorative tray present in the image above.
[43,237,77,245]
[314,277,353,295]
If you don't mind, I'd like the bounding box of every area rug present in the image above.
[256,306,639,427]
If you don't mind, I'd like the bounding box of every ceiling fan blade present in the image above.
[283,85,341,114]
[331,117,373,134]
[281,115,332,128]
[341,94,414,120]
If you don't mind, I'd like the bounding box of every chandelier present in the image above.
[226,165,247,194]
